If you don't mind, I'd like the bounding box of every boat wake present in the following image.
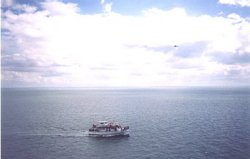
[13,131,86,138]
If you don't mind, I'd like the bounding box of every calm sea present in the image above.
[2,87,250,159]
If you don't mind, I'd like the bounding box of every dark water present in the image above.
[2,87,250,159]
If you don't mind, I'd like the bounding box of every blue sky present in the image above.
[10,0,250,16]
[1,0,250,87]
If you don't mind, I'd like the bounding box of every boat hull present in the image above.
[87,130,129,137]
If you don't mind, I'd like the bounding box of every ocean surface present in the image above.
[2,87,250,159]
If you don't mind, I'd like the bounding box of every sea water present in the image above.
[2,87,250,159]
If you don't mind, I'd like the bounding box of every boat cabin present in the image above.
[89,121,123,132]
[98,121,108,126]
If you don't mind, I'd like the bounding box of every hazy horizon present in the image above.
[2,85,250,90]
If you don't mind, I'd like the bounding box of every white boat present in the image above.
[87,121,129,137]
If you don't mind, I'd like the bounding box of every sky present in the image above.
[1,0,250,87]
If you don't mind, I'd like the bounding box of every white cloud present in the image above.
[100,0,105,5]
[1,0,15,7]
[219,0,250,7]
[104,3,112,13]
[12,4,37,13]
[100,0,112,13]
[41,0,80,16]
[2,0,250,87]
